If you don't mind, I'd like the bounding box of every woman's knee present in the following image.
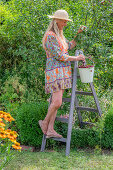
[51,90,64,109]
[52,99,62,109]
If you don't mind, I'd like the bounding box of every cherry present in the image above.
[78,65,94,68]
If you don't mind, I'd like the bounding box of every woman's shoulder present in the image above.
[45,31,56,39]
[45,31,57,42]
[47,31,56,36]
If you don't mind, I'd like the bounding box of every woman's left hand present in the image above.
[77,25,87,34]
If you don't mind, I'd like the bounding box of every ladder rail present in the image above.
[66,50,79,156]
[90,82,102,116]
[40,134,46,152]
[40,96,52,152]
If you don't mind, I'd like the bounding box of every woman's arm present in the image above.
[66,54,85,62]
[68,39,77,50]
[45,32,85,62]
[69,26,87,50]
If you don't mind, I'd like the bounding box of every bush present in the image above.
[71,128,99,148]
[15,101,113,150]
[15,101,48,148]
[71,106,113,149]
[102,106,113,149]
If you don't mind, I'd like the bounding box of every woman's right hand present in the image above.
[77,54,85,61]
[67,55,85,62]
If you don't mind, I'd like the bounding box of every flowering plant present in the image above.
[0,111,21,169]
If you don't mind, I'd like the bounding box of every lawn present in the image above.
[1,148,113,170]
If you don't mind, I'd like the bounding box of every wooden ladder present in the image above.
[40,50,102,156]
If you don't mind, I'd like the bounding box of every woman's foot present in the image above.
[46,129,62,138]
[39,120,48,135]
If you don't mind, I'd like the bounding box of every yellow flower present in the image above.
[0,113,4,119]
[0,121,6,127]
[3,113,15,122]
[0,131,7,139]
[0,111,4,114]
[7,131,17,140]
[0,127,5,132]
[10,138,17,143]
[12,142,21,150]
[0,114,3,118]
[0,111,6,117]
[13,131,18,137]
[5,129,11,134]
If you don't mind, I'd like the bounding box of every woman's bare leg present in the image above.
[40,90,64,135]
[47,90,64,134]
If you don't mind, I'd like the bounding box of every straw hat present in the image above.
[48,10,72,22]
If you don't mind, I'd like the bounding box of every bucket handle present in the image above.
[79,50,94,66]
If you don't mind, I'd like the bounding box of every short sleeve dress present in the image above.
[44,31,74,94]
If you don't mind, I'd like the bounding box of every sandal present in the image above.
[46,131,63,138]
[46,134,63,139]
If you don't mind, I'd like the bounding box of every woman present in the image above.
[39,10,85,138]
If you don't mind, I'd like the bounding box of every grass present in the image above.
[1,148,113,170]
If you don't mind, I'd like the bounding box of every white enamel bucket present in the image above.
[78,66,94,83]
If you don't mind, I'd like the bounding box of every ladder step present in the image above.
[62,98,71,102]
[55,117,68,123]
[62,91,93,103]
[81,122,95,125]
[76,106,98,112]
[76,91,93,96]
[46,137,67,143]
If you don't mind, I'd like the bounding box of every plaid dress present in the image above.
[44,31,74,94]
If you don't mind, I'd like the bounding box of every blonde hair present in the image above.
[42,19,68,49]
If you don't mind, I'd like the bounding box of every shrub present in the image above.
[16,101,48,148]
[71,128,100,148]
[15,101,113,150]
[102,106,113,149]
[71,106,113,149]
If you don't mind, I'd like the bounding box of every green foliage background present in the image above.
[0,0,113,149]
[0,0,113,104]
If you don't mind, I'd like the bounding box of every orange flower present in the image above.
[12,142,21,150]
[0,111,6,116]
[13,131,18,137]
[5,129,18,143]
[5,129,11,134]
[0,111,4,118]
[0,121,6,127]
[0,127,5,132]
[3,113,15,122]
[0,111,4,114]
[0,131,7,139]
[10,138,17,143]
[7,131,17,140]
